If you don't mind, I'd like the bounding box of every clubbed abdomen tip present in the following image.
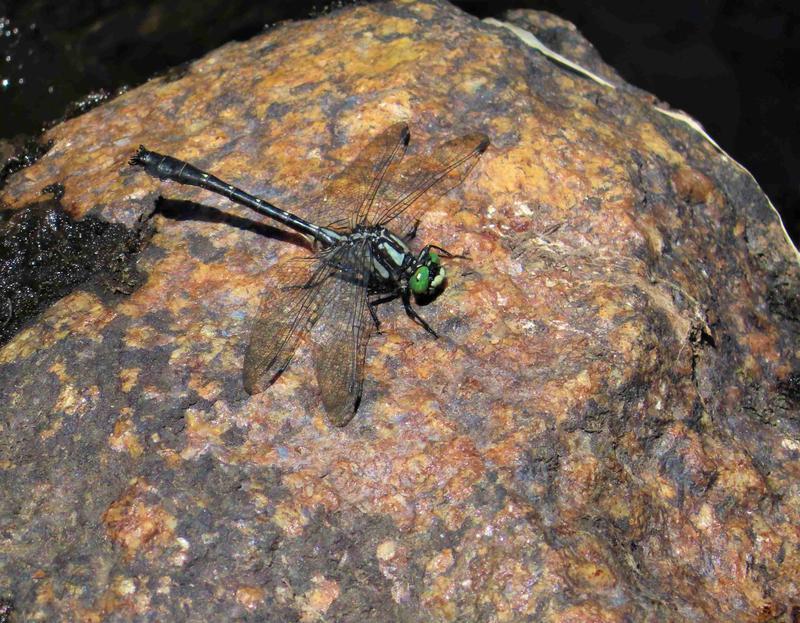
[129,145,152,167]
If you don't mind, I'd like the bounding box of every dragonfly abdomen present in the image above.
[131,146,341,247]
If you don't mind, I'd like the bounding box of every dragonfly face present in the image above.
[361,226,446,297]
[409,249,445,296]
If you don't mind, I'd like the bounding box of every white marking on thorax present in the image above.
[371,254,391,279]
[376,230,410,268]
[378,241,406,268]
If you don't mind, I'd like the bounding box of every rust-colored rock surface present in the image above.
[1,2,799,621]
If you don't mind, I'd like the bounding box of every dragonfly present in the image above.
[130,123,489,425]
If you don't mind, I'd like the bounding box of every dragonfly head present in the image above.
[409,249,446,296]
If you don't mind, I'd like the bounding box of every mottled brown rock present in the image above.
[1,1,798,621]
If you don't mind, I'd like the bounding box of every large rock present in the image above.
[1,1,798,621]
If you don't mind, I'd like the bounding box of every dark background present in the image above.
[0,0,797,244]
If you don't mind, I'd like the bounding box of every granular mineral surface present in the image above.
[1,1,798,621]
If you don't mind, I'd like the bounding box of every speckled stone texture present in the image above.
[1,2,798,621]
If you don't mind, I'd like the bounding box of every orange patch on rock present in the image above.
[236,585,265,611]
[296,575,340,622]
[103,480,177,559]
[109,416,144,458]
[671,166,714,205]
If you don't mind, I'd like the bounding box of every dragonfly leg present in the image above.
[368,292,401,332]
[368,303,382,332]
[402,290,438,338]
[403,219,421,242]
[428,244,470,260]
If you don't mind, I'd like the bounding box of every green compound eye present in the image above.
[429,251,440,265]
[410,265,430,295]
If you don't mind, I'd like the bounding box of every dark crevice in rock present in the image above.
[689,315,716,398]
[41,182,65,200]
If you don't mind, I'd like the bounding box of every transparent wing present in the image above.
[366,133,489,233]
[242,252,339,395]
[311,240,374,426]
[294,122,410,232]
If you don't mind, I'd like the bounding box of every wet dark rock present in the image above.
[0,199,146,345]
[0,137,52,191]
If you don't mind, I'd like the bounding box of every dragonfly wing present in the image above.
[294,122,410,231]
[367,133,489,232]
[242,254,338,395]
[311,240,374,426]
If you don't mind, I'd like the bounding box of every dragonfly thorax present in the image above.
[347,224,446,297]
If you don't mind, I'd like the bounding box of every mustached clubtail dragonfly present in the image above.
[130,123,489,425]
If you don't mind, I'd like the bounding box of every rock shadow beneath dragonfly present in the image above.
[155,198,311,250]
